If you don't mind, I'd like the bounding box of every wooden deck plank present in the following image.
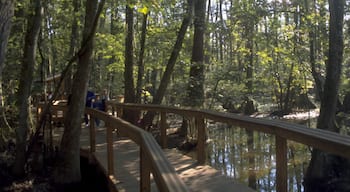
[79,125,254,192]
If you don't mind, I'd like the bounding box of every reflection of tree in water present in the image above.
[203,122,310,192]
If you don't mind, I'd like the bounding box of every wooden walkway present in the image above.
[46,102,350,192]
[53,124,254,192]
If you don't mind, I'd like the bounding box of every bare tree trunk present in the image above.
[123,3,138,124]
[136,12,148,103]
[185,0,205,108]
[304,1,349,191]
[0,0,14,75]
[108,1,119,98]
[65,0,81,95]
[13,0,42,177]
[0,0,15,151]
[283,2,299,112]
[140,0,193,129]
[305,0,324,102]
[152,0,193,106]
[124,4,135,103]
[53,0,104,186]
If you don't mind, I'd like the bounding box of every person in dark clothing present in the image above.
[100,89,109,112]
[85,90,95,126]
[93,94,103,126]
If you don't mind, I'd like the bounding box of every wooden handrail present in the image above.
[37,103,189,192]
[106,101,350,192]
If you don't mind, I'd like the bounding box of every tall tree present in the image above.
[0,0,15,149]
[136,7,148,104]
[13,0,42,177]
[65,0,81,95]
[304,0,349,191]
[53,0,105,186]
[124,3,135,104]
[152,0,193,106]
[123,3,138,123]
[0,0,14,77]
[185,0,206,108]
[139,0,194,129]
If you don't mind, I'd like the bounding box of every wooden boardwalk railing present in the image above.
[106,102,350,192]
[37,103,189,192]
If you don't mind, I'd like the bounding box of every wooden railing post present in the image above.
[160,112,167,148]
[196,115,206,164]
[117,107,123,118]
[106,122,114,176]
[111,105,116,116]
[276,135,287,192]
[89,116,96,153]
[140,147,151,192]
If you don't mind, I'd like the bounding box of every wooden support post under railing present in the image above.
[111,105,116,116]
[160,112,167,148]
[117,107,123,118]
[196,116,206,164]
[106,122,114,176]
[89,117,96,153]
[276,135,287,192]
[140,147,151,192]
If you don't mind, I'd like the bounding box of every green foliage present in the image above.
[95,33,124,72]
[3,0,349,114]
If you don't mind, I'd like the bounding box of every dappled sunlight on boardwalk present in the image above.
[164,149,254,192]
[77,124,255,192]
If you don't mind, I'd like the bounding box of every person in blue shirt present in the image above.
[85,90,95,126]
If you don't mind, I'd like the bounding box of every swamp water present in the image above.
[187,111,319,192]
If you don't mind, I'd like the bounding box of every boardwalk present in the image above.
[47,103,350,192]
[67,124,254,192]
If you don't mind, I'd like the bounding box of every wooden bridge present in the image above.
[39,101,350,192]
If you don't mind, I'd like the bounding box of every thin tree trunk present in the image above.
[0,0,15,152]
[140,0,193,129]
[0,0,14,75]
[136,12,148,103]
[13,0,42,177]
[65,0,80,95]
[108,1,119,98]
[306,0,324,102]
[53,0,104,186]
[152,0,193,105]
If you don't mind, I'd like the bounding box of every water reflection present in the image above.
[204,121,312,192]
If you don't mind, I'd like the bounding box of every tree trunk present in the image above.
[108,1,118,98]
[152,0,193,106]
[185,0,205,108]
[124,4,135,103]
[139,0,193,129]
[65,0,81,95]
[0,0,14,75]
[53,0,104,186]
[136,12,148,104]
[283,3,299,112]
[305,0,324,102]
[304,1,350,191]
[13,0,42,177]
[123,4,137,123]
[0,0,14,153]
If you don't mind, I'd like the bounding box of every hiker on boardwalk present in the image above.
[85,89,95,126]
